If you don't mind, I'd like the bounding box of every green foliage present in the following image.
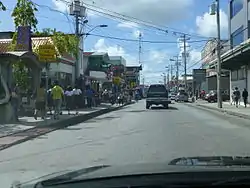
[12,61,29,91]
[0,1,6,11]
[11,0,38,31]
[35,28,79,57]
[8,32,17,51]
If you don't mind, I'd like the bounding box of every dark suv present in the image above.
[146,84,170,109]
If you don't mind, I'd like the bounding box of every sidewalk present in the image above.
[189,99,250,119]
[0,102,134,151]
[0,103,112,137]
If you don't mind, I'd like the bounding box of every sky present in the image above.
[0,0,229,84]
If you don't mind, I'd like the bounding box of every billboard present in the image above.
[193,69,206,83]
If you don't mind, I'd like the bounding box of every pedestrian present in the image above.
[73,85,82,115]
[10,83,19,122]
[51,80,64,119]
[64,86,73,115]
[233,87,240,108]
[86,85,93,108]
[47,87,53,115]
[34,81,46,120]
[242,88,248,108]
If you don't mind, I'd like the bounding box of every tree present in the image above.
[0,1,6,11]
[11,0,38,91]
[35,28,79,57]
[11,0,38,30]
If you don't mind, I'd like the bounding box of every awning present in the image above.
[209,40,250,70]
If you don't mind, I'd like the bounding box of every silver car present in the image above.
[175,92,188,102]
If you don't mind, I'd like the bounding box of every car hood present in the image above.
[15,156,250,187]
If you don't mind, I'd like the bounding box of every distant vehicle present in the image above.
[146,84,171,109]
[169,92,177,100]
[175,91,188,102]
[206,90,230,103]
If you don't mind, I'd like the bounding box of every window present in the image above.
[230,0,243,18]
[231,26,244,47]
[231,70,238,81]
[238,67,246,80]
[148,85,166,93]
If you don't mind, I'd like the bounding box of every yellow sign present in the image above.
[38,44,56,62]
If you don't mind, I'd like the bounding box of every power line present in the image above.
[56,0,215,40]
[86,33,209,43]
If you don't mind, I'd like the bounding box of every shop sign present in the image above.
[38,44,57,62]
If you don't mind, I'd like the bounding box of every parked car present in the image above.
[175,92,188,102]
[169,92,177,100]
[206,90,230,103]
[146,84,171,109]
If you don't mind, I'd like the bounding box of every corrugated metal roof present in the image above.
[0,37,75,63]
[0,37,54,53]
[83,52,94,56]
[91,52,107,56]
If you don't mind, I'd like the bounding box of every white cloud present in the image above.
[52,0,97,17]
[85,0,194,25]
[117,22,139,29]
[52,0,68,12]
[148,50,169,64]
[92,39,170,84]
[93,38,138,65]
[196,9,228,37]
[177,38,201,68]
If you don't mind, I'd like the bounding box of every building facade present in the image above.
[227,0,250,91]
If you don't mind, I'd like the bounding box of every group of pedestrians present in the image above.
[231,87,249,108]
[34,80,83,120]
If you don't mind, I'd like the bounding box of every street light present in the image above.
[210,0,222,108]
[84,24,108,38]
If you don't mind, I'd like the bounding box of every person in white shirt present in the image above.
[64,86,73,115]
[73,85,82,114]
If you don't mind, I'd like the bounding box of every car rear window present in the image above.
[148,85,166,93]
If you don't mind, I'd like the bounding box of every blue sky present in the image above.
[0,0,229,84]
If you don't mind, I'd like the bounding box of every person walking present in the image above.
[10,83,19,122]
[64,86,73,115]
[233,87,241,108]
[73,85,82,114]
[34,82,46,120]
[51,80,64,119]
[242,88,248,108]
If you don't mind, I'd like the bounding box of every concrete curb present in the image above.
[0,102,135,151]
[185,102,250,120]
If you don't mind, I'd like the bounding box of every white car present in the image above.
[169,93,177,100]
[175,92,188,102]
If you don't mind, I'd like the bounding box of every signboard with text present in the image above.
[38,44,56,62]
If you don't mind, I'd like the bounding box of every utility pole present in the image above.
[163,73,166,87]
[138,32,142,65]
[170,64,173,81]
[176,56,179,89]
[216,0,222,108]
[210,0,222,108]
[167,67,170,87]
[179,34,189,91]
[70,0,86,84]
[183,34,187,91]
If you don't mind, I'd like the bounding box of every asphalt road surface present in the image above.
[2,100,250,186]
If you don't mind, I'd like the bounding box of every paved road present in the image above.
[2,100,250,186]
